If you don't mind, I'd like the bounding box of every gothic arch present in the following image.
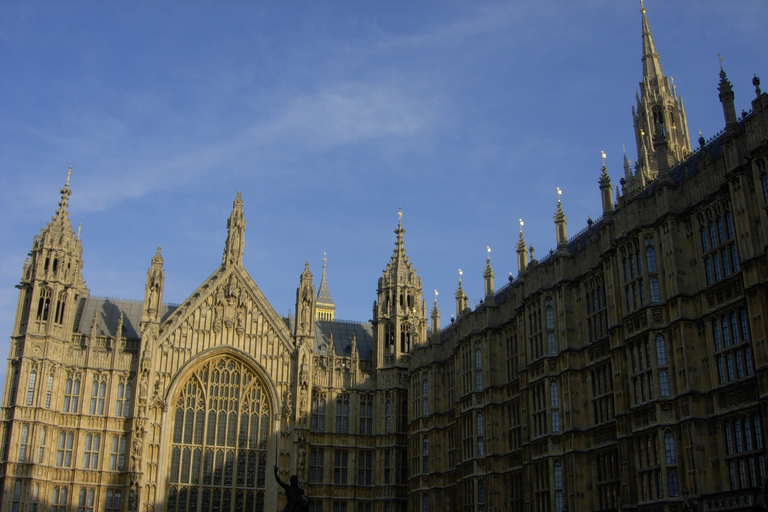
[159,347,281,512]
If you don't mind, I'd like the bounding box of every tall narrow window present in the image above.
[359,397,372,435]
[31,483,39,512]
[110,435,126,471]
[37,427,46,464]
[18,425,29,461]
[546,298,556,355]
[385,400,392,434]
[26,370,37,406]
[89,377,106,415]
[649,277,660,303]
[56,432,74,467]
[422,374,429,417]
[665,432,679,496]
[11,481,22,512]
[54,291,67,324]
[357,450,372,485]
[712,309,753,384]
[309,448,324,483]
[476,413,484,456]
[115,380,132,417]
[45,374,54,409]
[77,488,95,512]
[422,435,429,473]
[52,486,68,512]
[105,490,122,512]
[82,433,100,469]
[700,209,739,285]
[333,449,348,484]
[37,288,51,321]
[335,396,349,433]
[62,374,80,413]
[550,381,561,433]
[311,395,326,432]
[475,345,483,390]
[646,238,657,272]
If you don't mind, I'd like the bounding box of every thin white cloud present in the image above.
[250,82,441,149]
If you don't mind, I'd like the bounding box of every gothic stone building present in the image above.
[2,6,768,512]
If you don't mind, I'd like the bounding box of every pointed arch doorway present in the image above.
[167,355,273,512]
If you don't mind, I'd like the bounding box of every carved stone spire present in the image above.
[222,191,246,267]
[142,246,165,326]
[718,65,739,135]
[455,270,467,318]
[554,190,568,254]
[516,219,528,276]
[599,156,614,217]
[431,290,440,337]
[315,253,335,321]
[483,246,494,301]
[295,262,316,338]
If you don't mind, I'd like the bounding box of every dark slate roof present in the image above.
[314,320,373,360]
[73,297,177,339]
[315,271,334,306]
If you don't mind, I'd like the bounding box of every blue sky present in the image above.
[1,1,766,387]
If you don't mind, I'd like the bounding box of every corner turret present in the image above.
[14,168,88,339]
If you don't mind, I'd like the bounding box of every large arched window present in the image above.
[168,356,272,512]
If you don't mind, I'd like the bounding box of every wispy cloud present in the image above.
[249,82,441,149]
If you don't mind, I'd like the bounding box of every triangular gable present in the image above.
[153,264,294,356]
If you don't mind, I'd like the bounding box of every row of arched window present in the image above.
[311,395,390,434]
[21,368,132,417]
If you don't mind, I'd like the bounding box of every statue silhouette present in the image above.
[274,466,309,512]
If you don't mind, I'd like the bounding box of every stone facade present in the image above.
[1,6,768,512]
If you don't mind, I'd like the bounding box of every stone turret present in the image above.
[14,168,88,339]
[373,211,428,370]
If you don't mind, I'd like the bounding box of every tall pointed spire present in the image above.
[554,188,568,254]
[50,166,74,230]
[455,269,467,318]
[483,246,494,300]
[222,191,246,267]
[516,219,528,276]
[640,1,664,84]
[431,290,440,337]
[630,2,691,193]
[315,252,335,321]
[392,207,407,267]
